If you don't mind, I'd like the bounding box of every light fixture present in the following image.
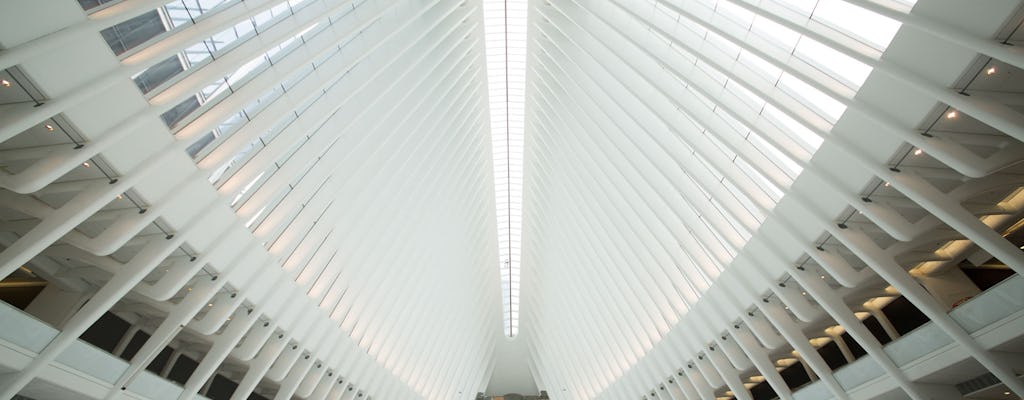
[44,124,54,131]
[946,110,958,119]
[82,162,90,167]
[884,181,891,187]
[0,79,9,87]
[207,303,213,307]
[987,66,997,75]
[913,148,923,156]
[116,194,124,200]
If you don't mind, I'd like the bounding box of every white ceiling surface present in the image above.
[1,0,1023,399]
[2,0,502,398]
[515,0,1022,398]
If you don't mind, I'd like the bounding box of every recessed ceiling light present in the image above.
[0,79,10,87]
[44,124,54,131]
[82,162,90,167]
[946,110,958,119]
[987,66,997,75]
[913,148,922,156]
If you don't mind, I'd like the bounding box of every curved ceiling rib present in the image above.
[4,0,1024,400]
[518,0,916,397]
[0,0,500,399]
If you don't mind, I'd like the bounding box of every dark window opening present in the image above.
[100,10,167,56]
[134,55,185,94]
[0,267,47,310]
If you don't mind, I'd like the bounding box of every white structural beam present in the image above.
[521,0,1024,399]
[0,0,498,399]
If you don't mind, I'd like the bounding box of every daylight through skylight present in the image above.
[484,0,527,338]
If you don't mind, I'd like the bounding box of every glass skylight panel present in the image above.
[777,73,846,122]
[738,50,782,82]
[750,16,800,51]
[774,0,817,16]
[484,0,527,338]
[763,104,822,151]
[725,80,764,111]
[162,0,231,29]
[748,131,802,179]
[794,36,872,88]
[705,30,741,59]
[716,1,755,29]
[812,0,901,49]
[736,157,783,202]
[724,179,765,222]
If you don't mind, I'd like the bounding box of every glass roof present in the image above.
[484,0,527,338]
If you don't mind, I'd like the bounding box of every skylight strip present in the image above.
[483,0,527,337]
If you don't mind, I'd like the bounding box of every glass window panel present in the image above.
[78,0,118,11]
[774,0,817,16]
[133,55,185,94]
[777,73,846,122]
[716,1,755,28]
[738,50,782,82]
[161,96,201,129]
[748,131,802,179]
[704,31,741,60]
[714,107,751,138]
[812,0,901,49]
[242,86,285,118]
[686,84,716,111]
[183,42,213,65]
[217,111,247,138]
[724,179,765,222]
[485,0,527,338]
[736,157,783,202]
[704,215,738,257]
[186,131,216,158]
[795,36,872,88]
[100,10,167,55]
[763,104,823,151]
[706,132,737,160]
[726,79,765,111]
[751,16,800,51]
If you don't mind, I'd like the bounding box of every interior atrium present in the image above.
[1,0,1024,399]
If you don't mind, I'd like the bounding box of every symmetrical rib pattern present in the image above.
[2,1,1024,400]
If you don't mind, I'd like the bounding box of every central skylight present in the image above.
[483,0,527,337]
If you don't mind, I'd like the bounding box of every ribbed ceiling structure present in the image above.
[2,1,1024,400]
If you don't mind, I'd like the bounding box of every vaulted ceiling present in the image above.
[1,0,1024,400]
